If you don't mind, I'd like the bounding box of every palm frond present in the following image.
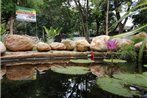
[109,1,147,32]
[111,24,147,38]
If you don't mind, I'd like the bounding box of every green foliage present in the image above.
[131,36,145,44]
[112,24,147,38]
[96,77,141,97]
[144,64,147,67]
[109,1,147,32]
[113,73,147,88]
[43,26,62,39]
[70,59,94,64]
[118,44,137,61]
[0,23,7,35]
[97,72,147,97]
[103,59,127,63]
[51,66,90,75]
[138,37,147,72]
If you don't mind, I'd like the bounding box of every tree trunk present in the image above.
[105,0,109,35]
[9,16,14,34]
[74,0,90,42]
[114,0,130,33]
[95,16,100,35]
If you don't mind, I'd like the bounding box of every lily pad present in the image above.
[143,72,147,76]
[51,66,90,75]
[70,59,94,64]
[103,59,127,63]
[113,73,147,88]
[96,77,140,97]
[144,65,147,67]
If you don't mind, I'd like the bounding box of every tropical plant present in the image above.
[144,64,147,67]
[43,26,62,40]
[106,39,118,64]
[109,1,147,33]
[51,66,90,75]
[96,72,147,97]
[0,23,7,35]
[112,24,147,38]
[70,59,94,64]
[118,44,137,61]
[138,37,147,73]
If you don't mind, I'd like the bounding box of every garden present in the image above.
[1,0,147,98]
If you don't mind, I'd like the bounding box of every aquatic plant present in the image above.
[103,59,126,63]
[96,72,147,97]
[70,59,94,64]
[144,65,147,67]
[96,77,140,97]
[106,39,118,51]
[106,39,118,65]
[51,66,90,75]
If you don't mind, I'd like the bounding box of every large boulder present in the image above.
[135,41,147,49]
[50,42,66,50]
[114,38,133,48]
[133,32,147,39]
[0,41,6,54]
[90,35,110,51]
[131,32,147,43]
[61,39,75,50]
[4,34,34,51]
[75,39,90,52]
[36,42,51,52]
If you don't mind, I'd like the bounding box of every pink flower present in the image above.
[106,39,118,50]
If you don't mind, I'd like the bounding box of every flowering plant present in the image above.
[106,39,118,51]
[106,39,118,64]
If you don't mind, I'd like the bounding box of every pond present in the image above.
[2,62,141,98]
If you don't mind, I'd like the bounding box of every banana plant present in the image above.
[109,1,147,32]
[43,26,62,40]
[111,24,147,38]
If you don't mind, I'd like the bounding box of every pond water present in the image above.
[1,62,141,98]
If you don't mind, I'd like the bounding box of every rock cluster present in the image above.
[4,34,34,51]
[2,32,147,52]
[90,35,110,51]
[75,39,90,52]
[36,42,51,52]
[0,41,6,54]
[61,39,75,50]
[50,42,66,50]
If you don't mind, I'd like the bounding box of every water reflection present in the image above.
[2,69,97,98]
[1,62,137,98]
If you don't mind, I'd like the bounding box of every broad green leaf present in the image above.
[103,59,127,63]
[111,24,147,38]
[109,1,147,32]
[70,59,94,63]
[43,26,61,39]
[51,66,90,75]
[143,72,147,76]
[96,77,140,97]
[144,65,147,67]
[113,74,147,88]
